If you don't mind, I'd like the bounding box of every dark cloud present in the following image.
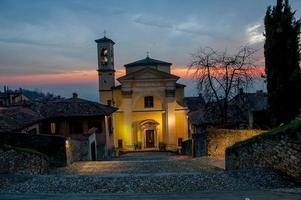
[0,38,61,47]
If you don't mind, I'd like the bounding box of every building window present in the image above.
[144,96,154,108]
[178,138,183,147]
[50,123,56,134]
[107,100,112,106]
[69,121,83,134]
[118,139,123,148]
[88,121,103,133]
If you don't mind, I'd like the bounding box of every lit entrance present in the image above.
[145,130,155,148]
[139,119,159,149]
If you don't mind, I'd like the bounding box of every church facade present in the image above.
[95,36,189,151]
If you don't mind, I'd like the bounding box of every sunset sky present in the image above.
[0,0,300,101]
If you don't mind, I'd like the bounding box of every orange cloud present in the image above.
[0,66,265,86]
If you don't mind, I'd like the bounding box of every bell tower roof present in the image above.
[95,36,115,44]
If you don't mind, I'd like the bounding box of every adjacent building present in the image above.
[0,94,117,159]
[0,87,30,107]
[95,36,189,151]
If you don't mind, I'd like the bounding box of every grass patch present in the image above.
[228,119,301,150]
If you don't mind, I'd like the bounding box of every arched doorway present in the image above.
[139,119,159,150]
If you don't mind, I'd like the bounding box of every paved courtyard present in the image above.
[0,152,300,199]
[51,152,224,175]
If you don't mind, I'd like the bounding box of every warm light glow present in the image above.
[0,66,265,85]
[51,122,56,134]
[182,66,265,79]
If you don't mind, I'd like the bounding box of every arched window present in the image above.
[144,96,154,108]
[100,48,108,65]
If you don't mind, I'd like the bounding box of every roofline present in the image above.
[94,36,115,45]
[124,57,172,67]
[124,63,172,67]
[176,83,186,88]
[11,110,118,132]
[117,67,180,82]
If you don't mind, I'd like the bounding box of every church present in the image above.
[95,36,189,152]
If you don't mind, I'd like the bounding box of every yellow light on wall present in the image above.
[65,140,70,148]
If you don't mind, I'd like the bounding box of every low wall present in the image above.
[226,124,301,182]
[208,128,263,158]
[181,133,207,157]
[0,144,48,175]
[181,139,192,155]
[66,133,97,162]
[192,133,208,157]
[0,132,69,167]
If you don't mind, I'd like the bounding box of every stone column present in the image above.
[104,116,110,157]
[122,90,134,150]
[166,97,176,151]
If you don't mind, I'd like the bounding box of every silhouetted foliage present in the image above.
[264,0,301,126]
[189,46,256,125]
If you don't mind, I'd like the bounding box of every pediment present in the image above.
[118,67,179,82]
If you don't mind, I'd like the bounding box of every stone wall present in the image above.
[181,133,207,157]
[68,139,90,162]
[66,133,97,162]
[0,132,69,167]
[226,125,301,183]
[181,139,192,155]
[0,144,48,175]
[192,133,208,157]
[207,128,263,158]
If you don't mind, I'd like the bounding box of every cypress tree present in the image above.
[264,0,301,126]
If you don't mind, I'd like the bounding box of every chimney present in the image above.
[72,92,78,98]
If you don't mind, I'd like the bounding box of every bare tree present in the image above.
[189,46,257,125]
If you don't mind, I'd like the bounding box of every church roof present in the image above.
[117,67,179,82]
[124,56,172,67]
[95,36,115,44]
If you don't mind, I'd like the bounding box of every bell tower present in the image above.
[95,34,115,105]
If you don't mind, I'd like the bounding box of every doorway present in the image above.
[145,130,155,148]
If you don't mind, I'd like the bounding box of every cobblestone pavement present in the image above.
[0,152,299,195]
[50,152,224,175]
[1,190,301,200]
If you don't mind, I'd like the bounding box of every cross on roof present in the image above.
[146,51,150,58]
[103,30,106,37]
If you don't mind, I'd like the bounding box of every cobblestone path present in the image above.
[0,152,299,196]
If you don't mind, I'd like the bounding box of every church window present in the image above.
[178,138,183,147]
[144,96,154,108]
[118,139,123,148]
